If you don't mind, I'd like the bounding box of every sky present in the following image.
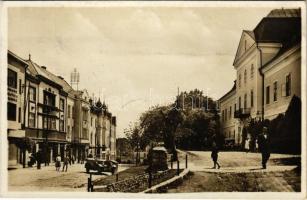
[8,6,275,137]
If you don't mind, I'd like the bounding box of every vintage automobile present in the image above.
[85,158,118,174]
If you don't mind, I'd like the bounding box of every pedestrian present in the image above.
[257,127,270,169]
[211,142,221,169]
[55,154,61,172]
[62,156,69,172]
[72,155,75,164]
[245,137,250,153]
[36,149,42,170]
[69,155,72,165]
[255,139,259,152]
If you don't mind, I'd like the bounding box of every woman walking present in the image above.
[55,154,61,172]
[211,142,221,169]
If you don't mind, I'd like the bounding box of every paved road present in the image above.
[168,151,300,192]
[8,163,129,192]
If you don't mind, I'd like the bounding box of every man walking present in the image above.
[211,142,221,169]
[62,155,69,172]
[257,127,270,169]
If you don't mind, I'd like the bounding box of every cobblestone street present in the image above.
[8,163,129,192]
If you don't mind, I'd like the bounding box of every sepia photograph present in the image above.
[1,1,306,198]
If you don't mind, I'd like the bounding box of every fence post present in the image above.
[185,154,188,169]
[87,177,91,192]
[116,173,119,182]
[148,170,152,188]
[177,160,180,176]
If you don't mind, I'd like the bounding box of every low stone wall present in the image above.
[142,168,190,193]
[93,169,174,192]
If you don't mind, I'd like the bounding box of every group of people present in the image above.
[55,155,72,172]
[211,126,271,169]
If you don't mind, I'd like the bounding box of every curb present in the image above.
[141,168,190,193]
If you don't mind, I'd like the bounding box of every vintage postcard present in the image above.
[0,1,306,199]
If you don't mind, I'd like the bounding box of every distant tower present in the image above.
[70,68,80,90]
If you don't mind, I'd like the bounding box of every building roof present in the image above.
[253,17,301,44]
[218,80,236,102]
[243,30,255,40]
[8,50,29,66]
[266,8,300,18]
[26,59,75,95]
[235,8,301,69]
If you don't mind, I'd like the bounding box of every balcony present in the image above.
[234,108,251,119]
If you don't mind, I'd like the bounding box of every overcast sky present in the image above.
[8,6,275,137]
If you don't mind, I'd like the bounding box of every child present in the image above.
[211,142,221,169]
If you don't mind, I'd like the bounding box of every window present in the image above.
[19,79,22,94]
[29,113,35,128]
[72,106,74,119]
[8,102,16,121]
[238,97,241,109]
[60,98,65,111]
[273,81,278,101]
[238,73,241,88]
[43,91,55,107]
[244,93,247,109]
[51,118,56,130]
[29,87,36,102]
[244,69,247,84]
[225,108,227,121]
[43,117,56,130]
[266,86,270,104]
[18,107,21,123]
[286,74,291,96]
[250,90,254,107]
[251,64,254,79]
[8,69,17,89]
[91,117,93,126]
[59,119,64,132]
[229,106,232,119]
[68,105,71,118]
[222,110,224,122]
[234,104,236,117]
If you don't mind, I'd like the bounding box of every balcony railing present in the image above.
[234,108,251,119]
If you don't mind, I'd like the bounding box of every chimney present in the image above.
[29,54,31,60]
[41,66,47,70]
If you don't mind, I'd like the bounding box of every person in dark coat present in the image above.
[211,142,221,169]
[36,149,42,170]
[257,127,270,169]
[62,156,69,172]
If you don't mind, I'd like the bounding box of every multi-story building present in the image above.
[219,8,301,146]
[72,89,91,162]
[24,57,69,163]
[218,81,240,145]
[7,51,28,167]
[7,50,117,167]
